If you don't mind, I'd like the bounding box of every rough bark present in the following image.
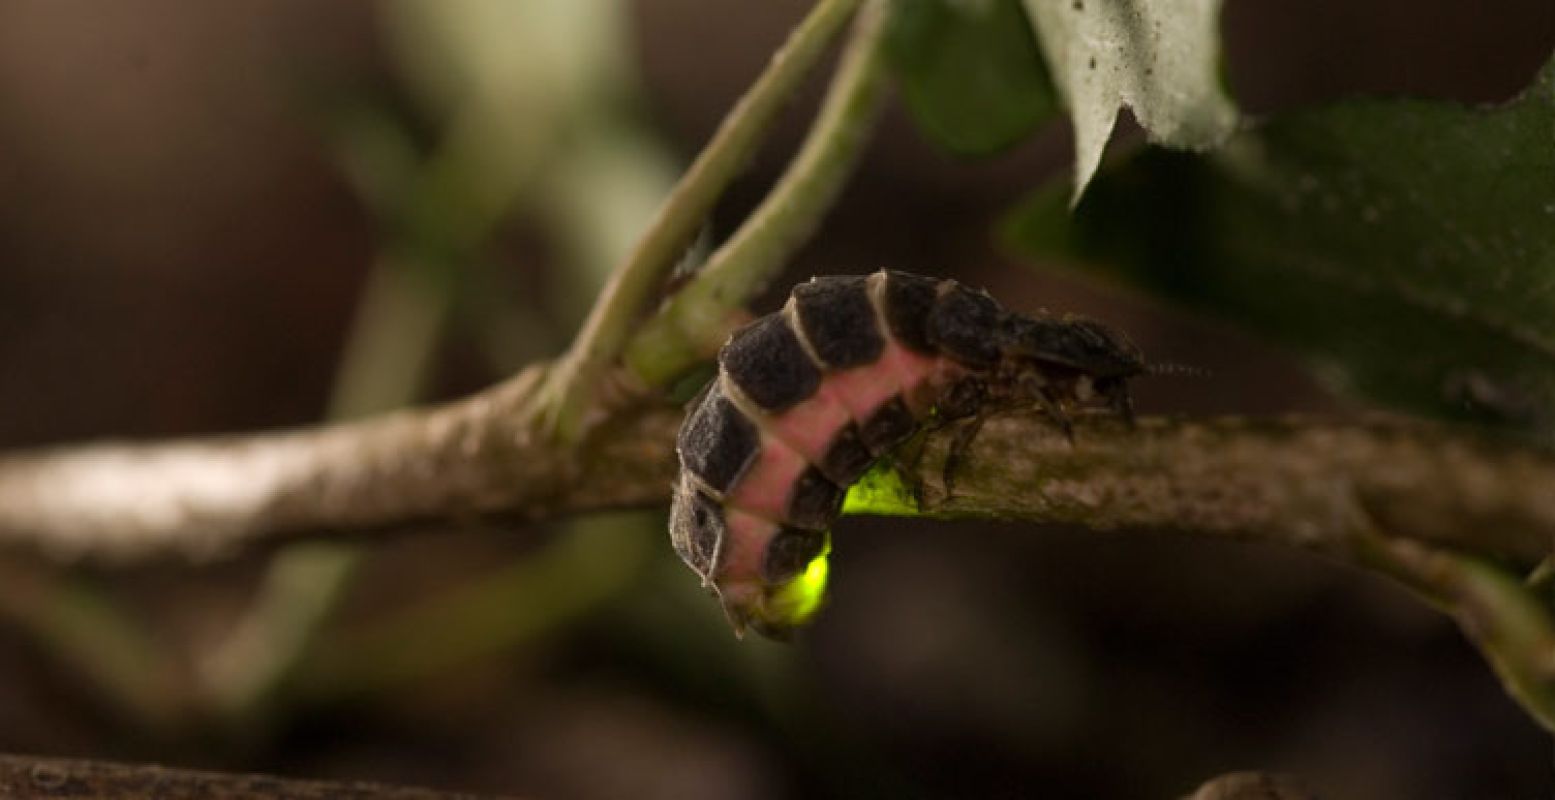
[0,753,500,799]
[0,368,678,561]
[909,412,1555,563]
[2,381,1551,569]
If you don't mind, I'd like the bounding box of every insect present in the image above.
[670,270,1145,638]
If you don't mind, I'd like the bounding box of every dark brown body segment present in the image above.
[879,270,940,353]
[670,269,1146,638]
[927,282,1002,368]
[1000,315,1145,379]
[816,423,875,486]
[676,383,760,494]
[763,528,827,583]
[787,466,847,530]
[669,476,725,580]
[792,275,884,369]
[719,314,821,412]
[858,396,918,455]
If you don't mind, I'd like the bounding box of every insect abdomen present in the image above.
[672,271,996,588]
[672,270,1147,636]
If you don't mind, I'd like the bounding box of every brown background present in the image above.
[0,1,1552,797]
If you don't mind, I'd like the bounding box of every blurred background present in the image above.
[0,0,1552,796]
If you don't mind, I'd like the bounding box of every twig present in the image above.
[855,412,1555,562]
[0,559,194,730]
[1183,771,1317,800]
[3,410,1551,569]
[198,247,460,724]
[0,366,678,561]
[0,752,500,799]
[886,412,1555,728]
[623,0,894,388]
[1357,534,1555,731]
[8,394,1555,724]
[293,514,650,701]
[535,0,866,440]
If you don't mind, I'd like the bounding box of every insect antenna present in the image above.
[1145,361,1212,378]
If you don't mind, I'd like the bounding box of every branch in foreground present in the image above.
[850,412,1555,564]
[0,367,679,561]
[11,402,1555,729]
[1184,771,1318,800]
[3,402,1552,569]
[0,752,495,799]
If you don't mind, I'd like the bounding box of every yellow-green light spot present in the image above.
[841,462,919,517]
[769,548,831,626]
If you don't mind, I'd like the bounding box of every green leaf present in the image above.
[1005,55,1555,436]
[888,0,1058,156]
[1022,0,1238,203]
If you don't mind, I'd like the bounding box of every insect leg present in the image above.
[942,414,987,500]
[1099,377,1137,428]
[1018,372,1074,442]
[887,375,986,511]
[885,429,931,512]
[934,376,987,499]
[935,374,986,421]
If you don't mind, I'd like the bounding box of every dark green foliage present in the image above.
[888,0,1057,156]
[1006,55,1555,437]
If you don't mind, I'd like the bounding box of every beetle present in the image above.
[670,270,1146,638]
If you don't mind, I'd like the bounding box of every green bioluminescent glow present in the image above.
[755,463,927,631]
[769,546,832,626]
[840,462,919,516]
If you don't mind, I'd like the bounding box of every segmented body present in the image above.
[671,270,1144,637]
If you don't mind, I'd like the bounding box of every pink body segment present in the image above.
[723,333,964,529]
[707,512,772,624]
[720,508,782,581]
[723,431,810,522]
[764,390,855,467]
[877,339,956,416]
[815,337,953,424]
[760,339,946,466]
[817,365,899,424]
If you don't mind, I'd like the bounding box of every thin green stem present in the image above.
[1357,534,1555,732]
[199,543,364,723]
[199,253,455,725]
[537,0,866,440]
[0,258,457,735]
[295,514,649,701]
[0,561,192,731]
[623,0,894,387]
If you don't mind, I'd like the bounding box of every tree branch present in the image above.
[852,412,1555,564]
[1184,771,1317,800]
[0,367,679,562]
[15,396,1555,726]
[4,404,1552,569]
[0,752,496,799]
